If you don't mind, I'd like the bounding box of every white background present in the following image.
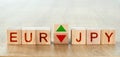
[0,0,120,46]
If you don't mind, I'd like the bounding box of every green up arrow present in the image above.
[56,25,66,32]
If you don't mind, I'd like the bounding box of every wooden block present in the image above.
[54,24,68,44]
[22,27,36,44]
[54,33,68,44]
[87,29,100,44]
[101,29,115,44]
[71,27,86,44]
[7,28,21,44]
[54,24,68,33]
[36,27,50,45]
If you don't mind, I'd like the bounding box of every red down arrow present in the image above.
[56,35,66,42]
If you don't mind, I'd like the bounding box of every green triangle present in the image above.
[56,25,66,32]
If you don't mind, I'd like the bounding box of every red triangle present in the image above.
[56,35,66,42]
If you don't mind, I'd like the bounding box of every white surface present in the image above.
[71,27,86,30]
[35,27,50,30]
[0,0,120,55]
[22,27,50,30]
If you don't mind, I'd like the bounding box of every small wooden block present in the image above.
[22,27,36,44]
[101,29,115,44]
[87,29,100,44]
[54,24,68,33]
[36,27,50,45]
[7,29,21,44]
[54,33,68,44]
[71,27,86,44]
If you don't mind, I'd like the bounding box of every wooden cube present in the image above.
[36,27,51,45]
[101,29,115,44]
[22,27,36,44]
[87,29,100,44]
[71,27,86,44]
[7,28,21,44]
[54,24,68,33]
[54,33,68,44]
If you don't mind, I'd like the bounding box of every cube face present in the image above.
[87,30,100,44]
[101,30,115,44]
[54,24,68,44]
[54,33,68,44]
[36,30,50,45]
[22,30,36,44]
[72,30,86,44]
[7,30,21,44]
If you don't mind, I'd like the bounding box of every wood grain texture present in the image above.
[5,42,120,57]
[22,30,36,44]
[87,29,100,44]
[7,30,21,44]
[36,30,51,45]
[54,33,68,44]
[54,24,68,44]
[101,29,115,44]
[71,29,86,44]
